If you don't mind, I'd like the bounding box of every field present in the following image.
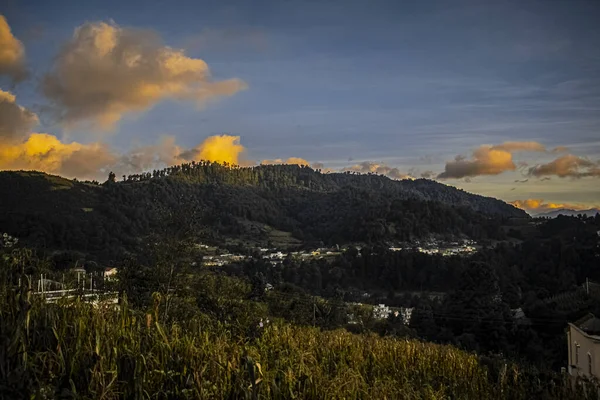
[1,286,596,400]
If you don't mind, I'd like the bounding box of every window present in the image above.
[575,343,580,365]
[588,353,593,376]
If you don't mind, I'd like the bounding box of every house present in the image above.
[567,313,600,379]
[104,267,118,280]
[373,304,392,319]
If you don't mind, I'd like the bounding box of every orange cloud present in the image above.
[528,155,600,179]
[0,133,251,179]
[0,15,27,81]
[182,134,245,165]
[0,133,116,179]
[438,141,547,179]
[510,199,596,212]
[42,21,247,129]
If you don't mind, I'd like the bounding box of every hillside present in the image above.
[0,164,526,260]
[536,208,600,218]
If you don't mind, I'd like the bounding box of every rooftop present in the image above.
[573,313,600,336]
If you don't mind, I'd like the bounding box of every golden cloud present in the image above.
[0,133,116,179]
[0,133,251,180]
[0,15,27,81]
[42,21,247,129]
[438,141,547,179]
[510,199,597,212]
[181,134,245,165]
[528,155,600,179]
[0,88,38,141]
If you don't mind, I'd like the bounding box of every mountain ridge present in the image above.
[535,208,600,218]
[0,164,526,259]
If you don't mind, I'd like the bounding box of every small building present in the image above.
[104,267,118,280]
[567,313,600,379]
[373,304,392,320]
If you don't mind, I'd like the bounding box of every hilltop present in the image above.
[0,163,526,260]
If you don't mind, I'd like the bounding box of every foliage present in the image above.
[0,166,525,260]
[0,286,596,399]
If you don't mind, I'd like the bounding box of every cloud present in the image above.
[492,141,546,152]
[42,21,247,129]
[420,170,435,179]
[0,15,27,81]
[0,90,113,179]
[260,157,310,166]
[0,89,38,141]
[514,178,528,183]
[510,198,598,213]
[0,89,246,178]
[118,136,185,172]
[438,141,547,179]
[528,155,600,178]
[552,146,569,153]
[0,133,117,178]
[181,134,245,165]
[0,133,250,179]
[344,161,413,180]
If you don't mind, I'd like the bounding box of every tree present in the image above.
[442,262,512,353]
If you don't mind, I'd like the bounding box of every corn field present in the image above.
[0,286,597,399]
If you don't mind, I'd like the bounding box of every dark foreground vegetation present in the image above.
[1,238,599,399]
[0,291,586,400]
[0,282,597,398]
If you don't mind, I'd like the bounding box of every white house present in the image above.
[104,267,118,280]
[373,304,392,319]
[567,313,600,379]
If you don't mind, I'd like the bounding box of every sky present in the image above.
[1,0,599,214]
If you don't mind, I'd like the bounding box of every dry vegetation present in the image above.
[1,286,596,400]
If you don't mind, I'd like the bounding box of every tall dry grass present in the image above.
[0,285,596,399]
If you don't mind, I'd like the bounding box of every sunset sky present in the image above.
[1,0,599,213]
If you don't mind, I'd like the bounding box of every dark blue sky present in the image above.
[1,0,600,209]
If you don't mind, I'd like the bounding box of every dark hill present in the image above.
[0,163,526,260]
[535,208,600,218]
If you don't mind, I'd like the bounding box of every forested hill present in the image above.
[0,163,526,259]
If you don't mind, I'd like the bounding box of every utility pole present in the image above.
[586,277,589,295]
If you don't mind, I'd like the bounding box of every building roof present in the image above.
[574,313,600,336]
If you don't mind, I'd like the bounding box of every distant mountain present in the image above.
[0,164,526,259]
[535,208,600,218]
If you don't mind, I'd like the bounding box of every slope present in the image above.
[0,164,527,260]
